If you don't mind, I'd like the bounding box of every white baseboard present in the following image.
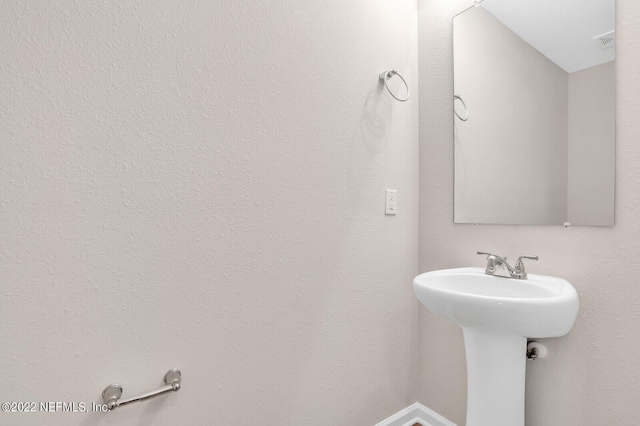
[374,402,457,426]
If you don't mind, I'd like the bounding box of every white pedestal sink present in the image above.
[413,267,579,426]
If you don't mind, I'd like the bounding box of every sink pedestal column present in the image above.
[463,328,527,426]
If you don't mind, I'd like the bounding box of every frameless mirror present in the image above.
[453,0,615,226]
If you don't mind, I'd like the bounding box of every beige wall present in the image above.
[0,1,419,424]
[419,0,640,424]
[454,6,569,225]
[568,61,616,226]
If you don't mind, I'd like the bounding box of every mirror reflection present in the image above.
[453,0,615,226]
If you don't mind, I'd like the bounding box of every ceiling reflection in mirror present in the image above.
[453,0,615,226]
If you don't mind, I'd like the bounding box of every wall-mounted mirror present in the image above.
[453,0,615,226]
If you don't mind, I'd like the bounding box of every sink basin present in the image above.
[413,267,579,337]
[413,267,579,426]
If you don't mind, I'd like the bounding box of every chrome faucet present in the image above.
[477,252,538,279]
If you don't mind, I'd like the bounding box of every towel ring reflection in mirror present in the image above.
[454,94,469,121]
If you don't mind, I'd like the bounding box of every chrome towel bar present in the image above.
[102,369,181,410]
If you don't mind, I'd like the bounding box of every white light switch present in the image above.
[385,189,397,215]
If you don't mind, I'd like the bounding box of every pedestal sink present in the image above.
[413,267,579,426]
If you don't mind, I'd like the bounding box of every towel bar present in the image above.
[101,369,181,410]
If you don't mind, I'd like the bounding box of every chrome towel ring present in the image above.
[454,94,469,121]
[379,70,409,102]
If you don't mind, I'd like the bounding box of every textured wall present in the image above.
[0,1,419,424]
[419,0,640,424]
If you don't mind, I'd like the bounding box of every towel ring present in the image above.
[454,94,469,121]
[379,70,410,102]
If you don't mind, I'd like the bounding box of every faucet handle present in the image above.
[477,251,501,274]
[514,255,538,279]
[477,251,499,258]
[477,251,507,261]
